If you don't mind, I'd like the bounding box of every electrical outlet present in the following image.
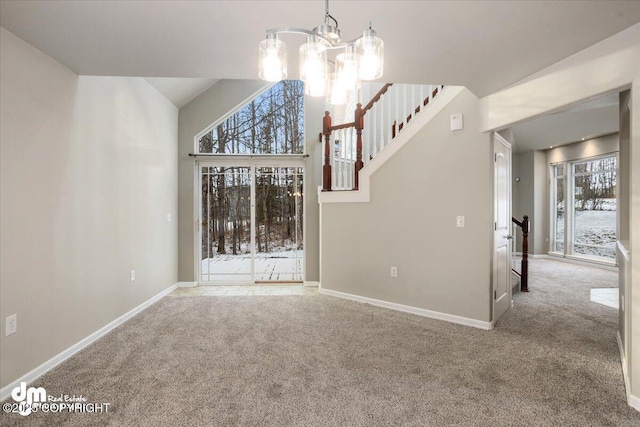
[390,266,398,278]
[130,270,136,282]
[456,216,465,228]
[6,314,17,336]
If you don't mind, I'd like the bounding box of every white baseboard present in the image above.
[617,331,630,401]
[630,395,640,412]
[304,281,320,287]
[177,281,197,288]
[319,288,493,330]
[544,253,617,270]
[512,253,549,259]
[0,282,178,402]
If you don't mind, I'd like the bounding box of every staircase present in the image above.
[320,83,446,192]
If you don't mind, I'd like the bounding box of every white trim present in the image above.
[319,288,493,330]
[196,162,306,284]
[630,395,640,412]
[318,86,465,204]
[545,253,618,270]
[0,283,178,402]
[512,252,549,258]
[303,281,320,287]
[177,281,197,288]
[617,331,630,402]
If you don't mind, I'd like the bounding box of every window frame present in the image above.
[549,153,618,265]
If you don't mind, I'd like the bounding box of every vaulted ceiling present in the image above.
[2,0,640,99]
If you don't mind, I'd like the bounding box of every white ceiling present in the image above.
[511,93,620,153]
[1,1,640,98]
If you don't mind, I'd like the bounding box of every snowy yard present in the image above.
[201,250,303,282]
[557,205,616,258]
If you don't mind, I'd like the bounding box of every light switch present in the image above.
[456,216,465,227]
[166,213,172,222]
[450,114,463,131]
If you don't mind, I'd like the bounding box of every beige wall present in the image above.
[0,28,178,388]
[177,80,323,283]
[320,89,493,322]
[630,77,640,401]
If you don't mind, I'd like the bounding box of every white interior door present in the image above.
[493,133,512,321]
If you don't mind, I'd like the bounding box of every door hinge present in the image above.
[494,153,497,161]
[494,222,497,230]
[494,290,497,300]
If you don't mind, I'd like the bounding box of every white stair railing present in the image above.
[322,84,444,191]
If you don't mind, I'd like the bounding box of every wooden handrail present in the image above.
[329,121,356,131]
[511,215,529,292]
[361,83,394,115]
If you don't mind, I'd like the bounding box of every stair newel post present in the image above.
[521,215,529,292]
[354,103,364,190]
[322,111,332,191]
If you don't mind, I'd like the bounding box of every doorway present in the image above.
[198,163,304,284]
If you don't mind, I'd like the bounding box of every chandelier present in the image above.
[258,0,384,105]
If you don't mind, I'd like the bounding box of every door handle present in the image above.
[505,234,513,240]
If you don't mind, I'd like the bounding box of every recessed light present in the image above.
[549,146,553,149]
[581,137,585,141]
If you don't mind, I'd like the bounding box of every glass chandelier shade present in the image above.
[328,47,359,105]
[355,29,384,81]
[258,35,287,82]
[299,37,329,96]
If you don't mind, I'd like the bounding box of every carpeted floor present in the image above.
[2,258,638,426]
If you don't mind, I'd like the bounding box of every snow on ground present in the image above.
[201,250,303,282]
[557,209,616,258]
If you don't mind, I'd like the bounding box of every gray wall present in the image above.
[302,97,324,283]
[619,90,630,355]
[629,77,640,397]
[177,80,323,283]
[320,89,493,322]
[512,150,545,254]
[0,28,179,388]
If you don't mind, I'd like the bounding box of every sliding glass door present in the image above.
[200,166,252,282]
[255,167,304,282]
[199,164,304,283]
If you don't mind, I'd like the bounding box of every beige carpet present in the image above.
[2,258,639,426]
